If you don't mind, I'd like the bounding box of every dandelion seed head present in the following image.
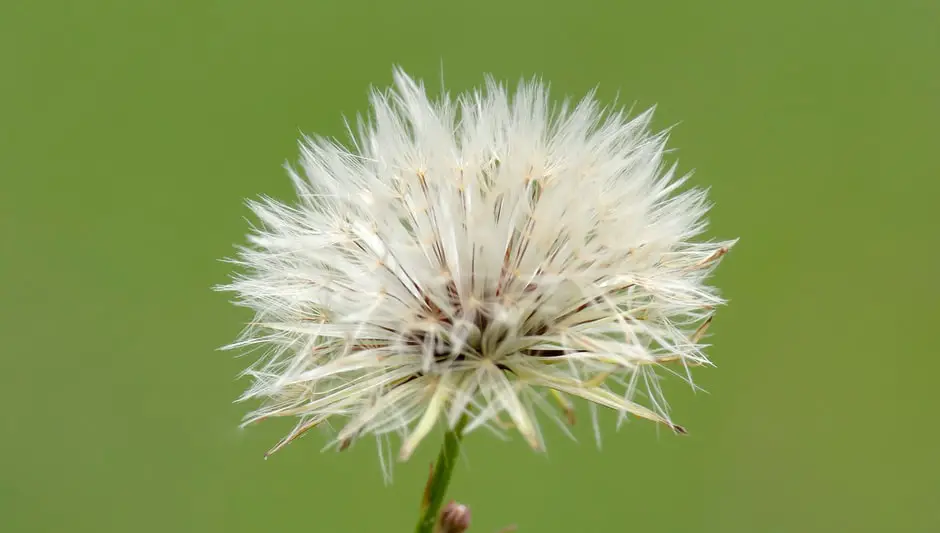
[218,68,736,469]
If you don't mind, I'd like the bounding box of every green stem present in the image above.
[415,416,470,533]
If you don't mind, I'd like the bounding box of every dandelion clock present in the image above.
[218,68,735,532]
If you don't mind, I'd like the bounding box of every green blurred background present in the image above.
[2,0,937,531]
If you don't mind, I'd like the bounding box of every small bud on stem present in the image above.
[438,501,471,533]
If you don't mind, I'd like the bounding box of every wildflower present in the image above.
[218,68,735,468]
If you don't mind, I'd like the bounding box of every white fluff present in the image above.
[218,68,735,472]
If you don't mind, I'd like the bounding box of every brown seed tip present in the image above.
[673,424,688,435]
[439,501,472,533]
[564,407,577,426]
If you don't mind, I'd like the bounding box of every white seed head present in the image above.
[218,68,735,470]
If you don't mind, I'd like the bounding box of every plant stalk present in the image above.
[414,416,470,533]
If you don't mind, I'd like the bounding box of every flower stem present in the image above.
[415,416,470,533]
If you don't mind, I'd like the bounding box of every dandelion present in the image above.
[219,68,734,531]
